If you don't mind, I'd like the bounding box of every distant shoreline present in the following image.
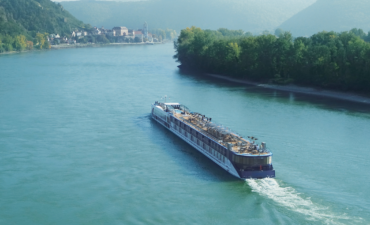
[204,73,370,105]
[0,42,164,55]
[50,42,163,49]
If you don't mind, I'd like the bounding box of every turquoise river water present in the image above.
[1,44,370,225]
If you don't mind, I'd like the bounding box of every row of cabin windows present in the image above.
[232,155,272,166]
[172,117,226,152]
[172,117,228,158]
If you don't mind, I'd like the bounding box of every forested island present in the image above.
[175,27,370,93]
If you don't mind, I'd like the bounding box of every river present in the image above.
[0,44,369,224]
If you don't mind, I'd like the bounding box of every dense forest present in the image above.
[61,0,315,34]
[175,27,370,92]
[279,0,370,37]
[0,0,88,52]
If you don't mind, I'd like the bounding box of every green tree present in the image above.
[174,26,370,93]
[262,30,270,35]
[244,32,253,37]
[274,28,284,37]
[14,35,27,51]
[134,36,141,43]
[36,33,45,49]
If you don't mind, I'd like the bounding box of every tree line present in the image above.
[0,33,50,52]
[174,27,370,92]
[150,29,178,42]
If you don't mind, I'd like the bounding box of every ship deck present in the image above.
[173,112,269,156]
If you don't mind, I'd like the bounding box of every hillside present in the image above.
[61,0,316,33]
[0,0,88,37]
[279,0,370,37]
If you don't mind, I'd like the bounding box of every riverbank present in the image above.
[206,73,370,104]
[0,42,163,55]
[50,42,162,49]
[0,50,29,55]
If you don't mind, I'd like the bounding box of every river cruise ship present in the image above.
[151,101,275,179]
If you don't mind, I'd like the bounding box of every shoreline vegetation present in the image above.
[0,41,165,55]
[51,42,163,49]
[174,27,370,99]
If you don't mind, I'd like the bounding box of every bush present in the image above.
[4,43,12,51]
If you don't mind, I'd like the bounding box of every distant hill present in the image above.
[0,0,88,37]
[279,0,370,37]
[61,0,316,33]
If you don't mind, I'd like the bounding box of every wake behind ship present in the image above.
[151,101,275,179]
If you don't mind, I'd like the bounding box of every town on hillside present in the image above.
[48,22,177,45]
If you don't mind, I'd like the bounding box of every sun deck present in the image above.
[172,111,269,156]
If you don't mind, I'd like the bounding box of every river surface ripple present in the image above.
[0,44,370,225]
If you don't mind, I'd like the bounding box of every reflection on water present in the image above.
[177,70,370,117]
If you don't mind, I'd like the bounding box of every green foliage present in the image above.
[96,34,109,44]
[134,37,141,43]
[36,33,45,49]
[14,35,27,50]
[150,29,177,40]
[0,0,87,36]
[244,32,253,37]
[217,28,244,37]
[0,0,90,52]
[175,27,370,93]
[275,28,284,36]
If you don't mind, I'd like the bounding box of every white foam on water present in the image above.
[246,178,353,225]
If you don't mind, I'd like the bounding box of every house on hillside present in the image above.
[92,27,101,35]
[106,30,116,36]
[128,29,135,36]
[62,36,68,43]
[113,27,128,36]
[100,26,108,34]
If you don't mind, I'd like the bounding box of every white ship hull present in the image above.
[151,104,240,178]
